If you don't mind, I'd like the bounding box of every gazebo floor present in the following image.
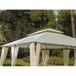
[3,56,74,66]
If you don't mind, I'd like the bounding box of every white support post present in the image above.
[11,46,19,66]
[63,49,70,66]
[35,43,41,65]
[74,49,76,66]
[0,47,9,66]
[29,43,41,66]
[29,43,36,66]
[42,50,49,65]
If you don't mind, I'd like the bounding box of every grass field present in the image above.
[3,56,74,66]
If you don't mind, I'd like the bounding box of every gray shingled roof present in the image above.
[1,28,76,49]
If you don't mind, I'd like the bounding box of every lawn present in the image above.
[3,56,74,66]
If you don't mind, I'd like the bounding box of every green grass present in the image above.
[48,56,74,66]
[4,57,30,66]
[3,56,74,66]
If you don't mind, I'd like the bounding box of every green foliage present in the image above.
[50,49,63,57]
[58,10,72,36]
[0,10,36,42]
[0,25,7,42]
[30,10,56,30]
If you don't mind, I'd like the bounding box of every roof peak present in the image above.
[28,28,63,36]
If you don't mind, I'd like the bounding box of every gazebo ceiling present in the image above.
[1,28,76,49]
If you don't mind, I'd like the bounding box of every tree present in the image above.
[0,10,36,41]
[70,10,76,65]
[30,10,56,30]
[53,10,59,29]
[58,10,72,36]
[70,10,76,37]
[0,25,7,44]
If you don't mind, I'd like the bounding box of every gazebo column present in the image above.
[74,50,76,66]
[29,43,35,65]
[63,49,70,66]
[35,43,41,65]
[29,43,41,66]
[11,46,19,66]
[42,50,49,65]
[0,47,9,66]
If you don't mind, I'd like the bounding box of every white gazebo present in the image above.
[0,28,76,66]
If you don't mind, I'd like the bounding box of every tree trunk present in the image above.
[71,10,76,37]
[53,10,59,30]
[70,10,76,66]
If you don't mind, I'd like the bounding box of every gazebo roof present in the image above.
[1,28,76,49]
[28,28,63,36]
